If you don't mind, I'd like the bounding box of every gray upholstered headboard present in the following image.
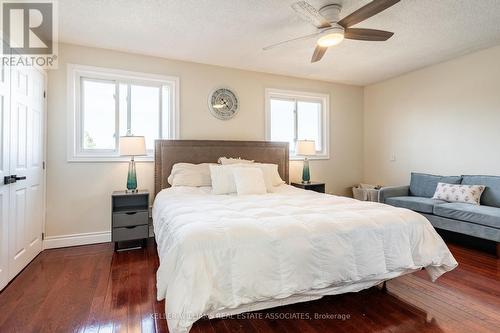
[154,140,289,196]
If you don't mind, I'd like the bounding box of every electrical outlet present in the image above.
[390,153,396,162]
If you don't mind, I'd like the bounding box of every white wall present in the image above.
[364,45,500,186]
[46,43,364,238]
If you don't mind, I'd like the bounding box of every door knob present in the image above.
[4,176,15,184]
[3,175,26,184]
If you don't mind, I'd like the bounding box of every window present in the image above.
[67,64,179,161]
[265,89,329,159]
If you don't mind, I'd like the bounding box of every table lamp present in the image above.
[119,136,146,192]
[296,140,316,184]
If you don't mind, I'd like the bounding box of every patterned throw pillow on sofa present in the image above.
[432,183,486,205]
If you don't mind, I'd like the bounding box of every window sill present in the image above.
[290,155,330,161]
[67,155,154,163]
[67,153,329,162]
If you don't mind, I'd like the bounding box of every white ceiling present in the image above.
[59,0,500,86]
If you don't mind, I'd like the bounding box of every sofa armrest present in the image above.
[379,185,410,203]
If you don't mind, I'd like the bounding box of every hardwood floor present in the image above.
[0,239,498,333]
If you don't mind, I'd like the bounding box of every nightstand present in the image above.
[112,190,150,251]
[291,182,326,193]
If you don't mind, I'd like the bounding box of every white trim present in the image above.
[67,156,154,163]
[43,231,111,249]
[41,68,48,253]
[67,64,180,162]
[42,227,154,249]
[265,88,330,160]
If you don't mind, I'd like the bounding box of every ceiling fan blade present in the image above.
[292,1,332,29]
[263,32,321,51]
[338,0,400,28]
[311,45,328,63]
[344,28,394,41]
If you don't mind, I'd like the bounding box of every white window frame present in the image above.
[265,88,329,160]
[67,64,180,162]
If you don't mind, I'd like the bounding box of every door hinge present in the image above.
[43,161,46,170]
[42,233,45,240]
[43,91,46,98]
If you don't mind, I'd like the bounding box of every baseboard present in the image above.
[43,231,111,249]
[43,226,155,250]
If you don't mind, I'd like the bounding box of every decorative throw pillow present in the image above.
[167,163,215,187]
[209,165,237,194]
[218,157,284,186]
[253,163,285,187]
[218,157,254,165]
[209,163,282,194]
[432,183,486,205]
[232,167,267,195]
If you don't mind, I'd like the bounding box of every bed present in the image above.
[152,140,458,333]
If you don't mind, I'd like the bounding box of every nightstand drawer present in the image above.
[113,211,148,228]
[112,225,148,242]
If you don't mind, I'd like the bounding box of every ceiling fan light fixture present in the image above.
[317,32,344,47]
[317,26,345,47]
[265,1,400,63]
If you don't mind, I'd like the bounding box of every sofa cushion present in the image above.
[433,202,500,229]
[385,196,446,213]
[432,183,485,205]
[461,175,500,208]
[409,173,462,198]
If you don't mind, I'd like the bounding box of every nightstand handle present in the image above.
[125,212,137,215]
[125,226,137,229]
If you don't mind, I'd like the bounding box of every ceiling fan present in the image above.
[263,0,400,63]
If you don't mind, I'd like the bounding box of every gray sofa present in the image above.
[379,173,500,255]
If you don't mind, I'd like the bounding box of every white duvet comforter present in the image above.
[153,185,457,333]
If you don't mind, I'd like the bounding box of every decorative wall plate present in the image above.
[208,88,239,120]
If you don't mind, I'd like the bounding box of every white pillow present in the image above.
[218,157,254,165]
[219,161,284,186]
[232,167,267,195]
[209,163,284,194]
[209,165,237,194]
[254,163,285,186]
[432,183,486,205]
[167,163,214,187]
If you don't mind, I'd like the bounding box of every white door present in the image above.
[0,63,11,290]
[8,66,45,279]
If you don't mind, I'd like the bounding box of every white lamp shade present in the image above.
[119,136,146,156]
[296,140,316,156]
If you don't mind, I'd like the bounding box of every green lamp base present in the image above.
[126,158,138,192]
[302,158,311,183]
